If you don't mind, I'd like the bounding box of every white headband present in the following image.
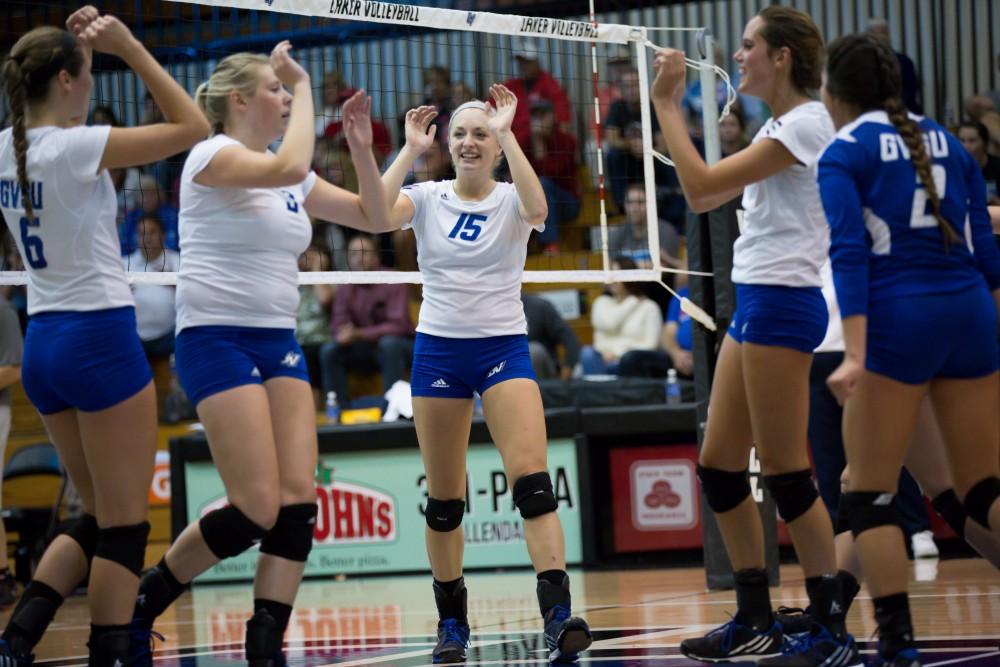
[452,100,488,119]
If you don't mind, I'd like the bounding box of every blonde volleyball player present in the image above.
[128,44,389,666]
[328,85,591,664]
[650,7,859,666]
[0,7,208,665]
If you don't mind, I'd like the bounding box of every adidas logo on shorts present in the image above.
[251,367,262,377]
[431,378,450,388]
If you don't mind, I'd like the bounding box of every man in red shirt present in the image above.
[319,234,414,407]
[322,86,394,167]
[523,98,580,249]
[503,39,573,147]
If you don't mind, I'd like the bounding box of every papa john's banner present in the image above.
[184,439,582,582]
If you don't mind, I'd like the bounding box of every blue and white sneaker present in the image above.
[432,618,471,664]
[0,638,32,667]
[679,618,782,662]
[757,624,862,666]
[543,605,592,663]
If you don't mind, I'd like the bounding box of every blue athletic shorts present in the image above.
[410,333,536,399]
[867,287,999,384]
[728,283,828,354]
[176,326,309,407]
[22,306,152,415]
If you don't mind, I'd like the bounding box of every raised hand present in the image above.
[341,90,374,152]
[651,48,688,106]
[74,13,138,59]
[403,105,438,154]
[486,83,517,135]
[270,40,309,88]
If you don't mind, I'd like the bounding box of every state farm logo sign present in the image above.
[630,460,697,530]
[199,478,397,546]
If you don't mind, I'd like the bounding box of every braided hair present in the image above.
[1,27,84,222]
[825,33,958,246]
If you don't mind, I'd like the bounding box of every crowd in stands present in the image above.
[2,23,999,408]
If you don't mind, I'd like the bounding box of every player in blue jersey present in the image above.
[0,7,208,665]
[818,33,1000,667]
[651,7,858,666]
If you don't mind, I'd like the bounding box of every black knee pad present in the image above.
[931,489,967,538]
[199,505,269,559]
[963,476,1000,529]
[61,513,99,561]
[513,472,558,519]
[425,497,465,532]
[842,491,899,537]
[260,503,318,562]
[696,465,751,514]
[95,522,150,576]
[763,469,820,523]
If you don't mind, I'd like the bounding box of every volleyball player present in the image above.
[818,33,1000,667]
[326,85,591,664]
[649,7,859,665]
[0,7,208,665]
[128,44,389,666]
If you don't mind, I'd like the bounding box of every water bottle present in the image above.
[325,391,340,424]
[665,368,681,405]
[168,353,179,392]
[473,391,483,416]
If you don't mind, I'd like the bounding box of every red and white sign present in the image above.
[630,459,698,531]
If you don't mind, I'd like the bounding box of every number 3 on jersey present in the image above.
[448,213,486,242]
[19,216,47,269]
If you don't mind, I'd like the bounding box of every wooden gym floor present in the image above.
[10,559,999,666]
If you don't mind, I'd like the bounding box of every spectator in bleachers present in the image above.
[0,285,23,607]
[521,291,580,380]
[89,104,118,127]
[123,215,179,359]
[618,265,692,378]
[297,243,336,408]
[608,181,681,270]
[504,38,572,146]
[314,136,358,271]
[524,98,579,250]
[316,71,351,136]
[605,69,662,207]
[121,174,179,255]
[595,46,632,131]
[965,95,1000,156]
[451,81,475,110]
[957,121,1000,204]
[319,234,414,407]
[682,46,767,138]
[719,104,750,157]
[422,65,453,142]
[321,78,394,166]
[868,18,922,113]
[580,257,662,375]
[609,122,686,232]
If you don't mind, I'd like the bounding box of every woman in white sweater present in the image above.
[581,257,662,375]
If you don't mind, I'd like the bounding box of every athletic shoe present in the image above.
[245,610,286,667]
[543,605,592,664]
[774,606,814,638]
[679,618,781,662]
[432,618,470,663]
[756,625,862,666]
[911,531,939,559]
[0,639,32,667]
[871,647,921,666]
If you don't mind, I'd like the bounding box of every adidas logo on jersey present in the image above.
[487,361,506,378]
[281,351,302,368]
[431,378,450,388]
[251,367,262,377]
[874,493,894,506]
[830,601,843,614]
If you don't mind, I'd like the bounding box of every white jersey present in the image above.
[733,101,834,288]
[176,134,316,332]
[401,180,541,338]
[124,249,179,341]
[0,125,133,315]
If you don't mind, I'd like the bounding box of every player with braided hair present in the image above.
[819,33,1000,667]
[0,6,208,665]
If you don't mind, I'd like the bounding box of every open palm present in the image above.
[487,83,517,134]
[404,105,438,153]
[341,90,373,152]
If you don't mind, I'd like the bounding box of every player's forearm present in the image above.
[382,145,420,209]
[499,131,547,221]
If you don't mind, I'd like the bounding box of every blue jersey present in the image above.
[817,111,1000,317]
